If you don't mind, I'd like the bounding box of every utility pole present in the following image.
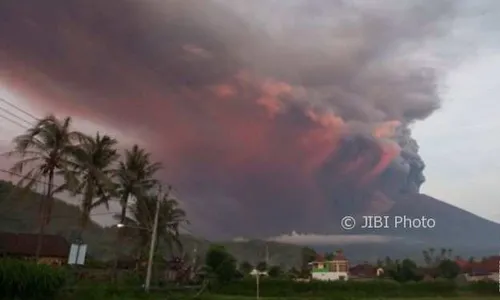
[265,243,269,266]
[145,185,171,292]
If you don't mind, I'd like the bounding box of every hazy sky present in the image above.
[0,0,499,241]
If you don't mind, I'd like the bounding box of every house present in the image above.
[308,250,349,281]
[349,263,382,279]
[0,231,69,265]
[455,256,499,282]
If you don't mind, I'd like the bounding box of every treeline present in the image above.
[3,115,188,260]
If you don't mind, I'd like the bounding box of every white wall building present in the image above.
[308,250,349,281]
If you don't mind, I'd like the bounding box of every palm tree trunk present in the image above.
[79,180,94,240]
[119,192,128,224]
[112,192,129,281]
[35,169,54,261]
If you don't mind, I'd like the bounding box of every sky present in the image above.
[0,0,499,241]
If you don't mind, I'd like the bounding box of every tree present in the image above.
[287,267,300,278]
[423,247,453,267]
[436,259,460,279]
[118,188,187,262]
[325,252,335,260]
[69,133,119,233]
[239,261,253,275]
[387,258,421,282]
[256,261,267,272]
[268,265,283,278]
[5,115,83,258]
[205,244,237,283]
[116,145,162,226]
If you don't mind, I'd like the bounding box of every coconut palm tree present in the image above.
[116,145,162,225]
[117,189,187,263]
[4,115,83,258]
[69,133,120,234]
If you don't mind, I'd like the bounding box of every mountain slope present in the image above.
[2,179,499,266]
[0,180,304,267]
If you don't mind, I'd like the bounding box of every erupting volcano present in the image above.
[0,0,499,247]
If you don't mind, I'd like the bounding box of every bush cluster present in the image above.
[211,278,500,298]
[0,259,66,300]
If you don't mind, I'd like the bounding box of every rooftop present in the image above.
[0,231,70,258]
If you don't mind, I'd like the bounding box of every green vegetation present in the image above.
[0,259,66,300]
[210,278,498,298]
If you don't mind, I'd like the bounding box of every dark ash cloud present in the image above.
[0,0,454,238]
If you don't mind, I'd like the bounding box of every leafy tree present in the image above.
[256,261,267,272]
[116,145,162,226]
[387,258,421,282]
[268,265,283,278]
[117,188,187,261]
[69,133,119,233]
[239,261,253,275]
[300,246,316,272]
[287,267,300,278]
[423,247,453,267]
[205,244,237,283]
[384,256,393,267]
[437,259,460,279]
[5,115,83,258]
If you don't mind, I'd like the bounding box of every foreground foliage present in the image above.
[0,259,66,300]
[210,278,499,298]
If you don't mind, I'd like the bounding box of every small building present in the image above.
[349,263,381,279]
[0,231,69,265]
[308,250,349,281]
[455,255,500,282]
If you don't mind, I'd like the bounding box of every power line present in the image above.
[0,97,39,121]
[0,106,32,126]
[0,112,30,129]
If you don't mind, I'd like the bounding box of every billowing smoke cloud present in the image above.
[0,0,454,238]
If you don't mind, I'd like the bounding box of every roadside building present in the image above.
[0,231,69,265]
[309,250,349,281]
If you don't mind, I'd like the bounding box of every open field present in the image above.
[197,297,500,300]
[106,296,500,300]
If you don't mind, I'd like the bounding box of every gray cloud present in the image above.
[0,0,457,238]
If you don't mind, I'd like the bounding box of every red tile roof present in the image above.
[349,263,377,277]
[333,250,347,261]
[314,254,325,262]
[455,256,500,274]
[0,232,70,258]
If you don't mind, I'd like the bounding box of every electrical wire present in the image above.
[0,97,39,121]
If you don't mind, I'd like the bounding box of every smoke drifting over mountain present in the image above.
[0,0,454,238]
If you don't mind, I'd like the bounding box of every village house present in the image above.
[349,262,383,280]
[309,250,349,281]
[455,256,500,282]
[0,231,70,265]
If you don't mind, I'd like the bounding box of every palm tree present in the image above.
[116,145,162,225]
[4,115,83,258]
[69,133,119,234]
[118,190,187,263]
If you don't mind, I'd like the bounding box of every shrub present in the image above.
[0,259,66,300]
[211,278,459,298]
[465,280,498,295]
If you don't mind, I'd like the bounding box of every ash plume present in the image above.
[0,0,454,238]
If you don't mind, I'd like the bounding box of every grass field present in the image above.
[196,296,500,300]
